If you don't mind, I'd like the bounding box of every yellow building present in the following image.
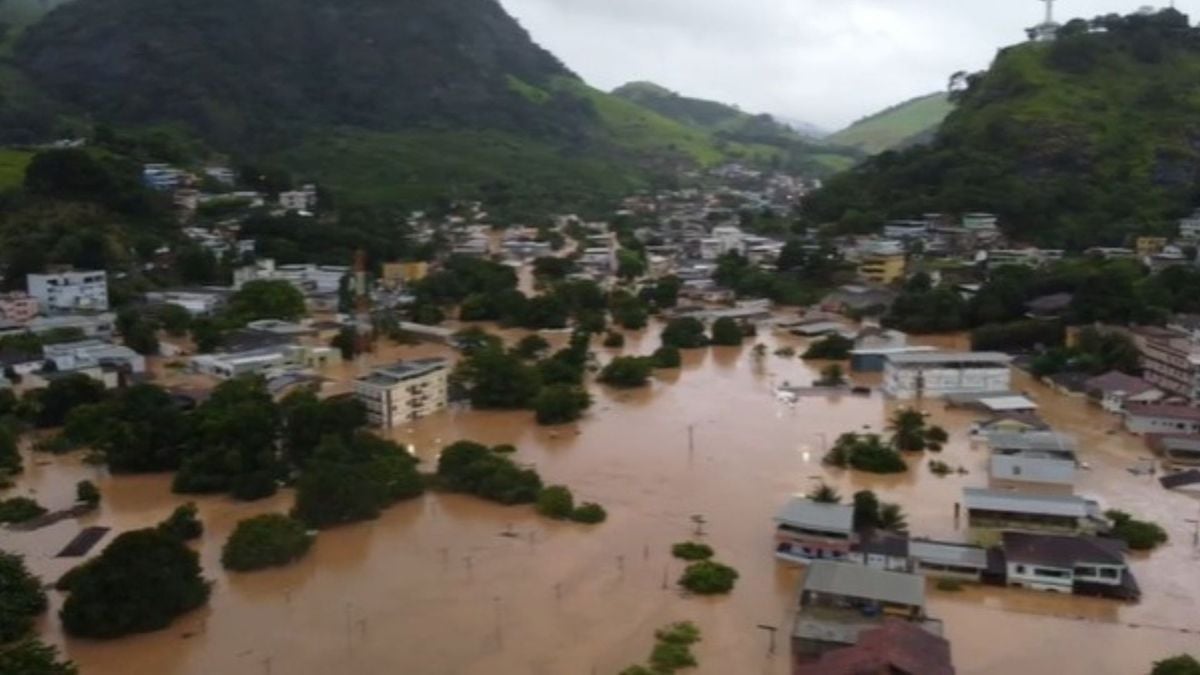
[1136,237,1167,257]
[857,253,907,285]
[381,261,429,288]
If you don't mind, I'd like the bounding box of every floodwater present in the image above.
[4,322,1200,675]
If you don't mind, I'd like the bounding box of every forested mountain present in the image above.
[805,9,1200,249]
[826,92,953,154]
[0,0,847,210]
[611,81,859,173]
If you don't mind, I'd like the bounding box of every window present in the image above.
[1100,568,1119,579]
[1015,565,1026,574]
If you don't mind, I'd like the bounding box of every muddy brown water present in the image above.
[4,323,1199,675]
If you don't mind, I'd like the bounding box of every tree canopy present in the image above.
[59,529,210,639]
[222,514,314,571]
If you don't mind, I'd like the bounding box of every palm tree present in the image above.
[925,425,949,452]
[816,364,846,387]
[878,503,909,534]
[808,483,841,504]
[889,409,928,452]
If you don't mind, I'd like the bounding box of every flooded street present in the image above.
[4,323,1200,674]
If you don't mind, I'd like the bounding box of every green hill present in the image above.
[805,9,1200,248]
[0,0,845,211]
[611,81,860,174]
[827,92,953,154]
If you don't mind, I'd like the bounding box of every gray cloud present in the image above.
[498,0,1196,130]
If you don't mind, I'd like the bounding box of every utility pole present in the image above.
[755,624,778,656]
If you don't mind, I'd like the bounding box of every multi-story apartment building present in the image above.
[1129,326,1200,402]
[0,292,40,324]
[355,358,449,428]
[882,352,1012,399]
[26,270,109,313]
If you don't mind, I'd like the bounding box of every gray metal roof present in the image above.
[775,498,854,533]
[962,488,1090,518]
[986,431,1077,455]
[885,351,1012,366]
[357,358,448,386]
[802,560,926,608]
[909,540,988,569]
[989,455,1077,486]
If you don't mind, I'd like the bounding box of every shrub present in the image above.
[652,346,682,369]
[650,642,698,672]
[0,497,47,524]
[1106,509,1169,550]
[774,346,796,357]
[533,384,591,425]
[935,578,965,592]
[570,502,607,524]
[678,560,739,595]
[221,514,314,571]
[157,503,203,541]
[709,317,744,346]
[59,529,210,638]
[815,363,846,386]
[0,639,78,675]
[436,441,543,505]
[599,356,654,388]
[603,331,625,348]
[671,542,714,561]
[622,621,702,675]
[1153,655,1200,675]
[824,434,907,474]
[0,552,48,642]
[75,480,100,506]
[803,334,853,360]
[660,318,708,349]
[513,334,550,360]
[929,460,952,476]
[535,485,575,519]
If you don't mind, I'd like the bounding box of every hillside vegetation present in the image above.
[827,92,953,154]
[806,9,1200,248]
[0,0,845,211]
[611,81,860,174]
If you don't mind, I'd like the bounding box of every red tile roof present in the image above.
[794,619,954,675]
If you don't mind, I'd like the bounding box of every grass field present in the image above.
[828,92,954,154]
[0,149,32,189]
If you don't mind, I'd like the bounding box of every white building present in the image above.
[204,166,236,185]
[233,260,349,294]
[279,184,318,213]
[1002,532,1128,595]
[354,358,450,428]
[711,226,746,256]
[27,271,109,313]
[1179,209,1200,240]
[191,344,340,380]
[43,340,146,375]
[145,290,226,316]
[882,352,1013,399]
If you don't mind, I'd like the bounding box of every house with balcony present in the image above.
[354,358,450,428]
[792,561,942,664]
[962,488,1104,535]
[774,498,856,563]
[1001,531,1137,599]
[1083,371,1165,413]
[986,431,1078,494]
[1124,403,1200,435]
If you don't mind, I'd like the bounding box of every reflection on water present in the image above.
[5,323,1200,675]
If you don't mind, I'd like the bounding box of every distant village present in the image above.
[4,156,1200,674]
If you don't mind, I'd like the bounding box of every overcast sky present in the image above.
[497,1,1196,131]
